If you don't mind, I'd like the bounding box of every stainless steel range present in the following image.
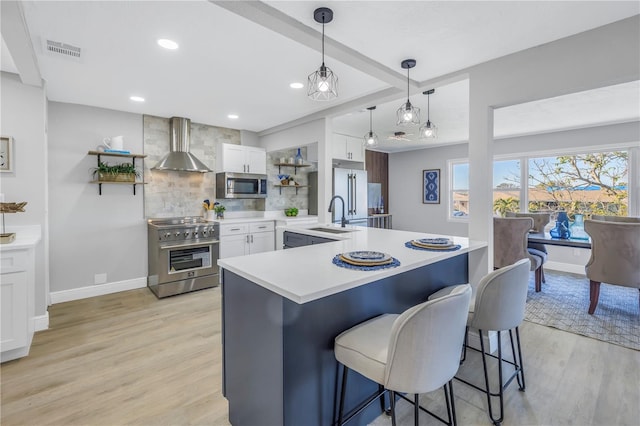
[147,217,219,298]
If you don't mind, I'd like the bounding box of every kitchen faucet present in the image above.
[328,195,348,227]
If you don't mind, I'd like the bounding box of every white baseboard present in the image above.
[34,312,49,331]
[544,261,587,276]
[50,277,147,304]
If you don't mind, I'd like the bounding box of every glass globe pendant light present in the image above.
[396,59,420,126]
[419,89,437,139]
[363,106,379,147]
[308,7,338,101]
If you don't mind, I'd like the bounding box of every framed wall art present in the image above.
[423,169,440,204]
[0,136,13,173]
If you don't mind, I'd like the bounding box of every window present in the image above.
[493,159,520,216]
[527,151,628,216]
[449,161,468,218]
[449,149,632,219]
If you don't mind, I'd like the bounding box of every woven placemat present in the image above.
[332,255,400,271]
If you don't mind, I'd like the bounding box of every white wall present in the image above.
[47,102,147,295]
[0,71,48,317]
[389,143,468,236]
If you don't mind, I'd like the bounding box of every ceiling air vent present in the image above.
[45,39,81,59]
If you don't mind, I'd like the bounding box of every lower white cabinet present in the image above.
[219,221,275,258]
[1,242,38,363]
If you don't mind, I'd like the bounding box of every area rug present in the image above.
[525,270,640,351]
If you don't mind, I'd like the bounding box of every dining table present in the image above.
[528,232,591,249]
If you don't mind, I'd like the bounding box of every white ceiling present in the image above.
[2,1,639,153]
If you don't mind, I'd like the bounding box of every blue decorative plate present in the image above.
[416,238,453,246]
[342,251,391,263]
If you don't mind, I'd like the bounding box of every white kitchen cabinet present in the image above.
[217,143,267,174]
[219,221,275,258]
[1,231,40,363]
[332,134,365,163]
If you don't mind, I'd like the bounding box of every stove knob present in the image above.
[175,232,180,237]
[164,232,171,239]
[184,231,190,238]
[202,230,208,236]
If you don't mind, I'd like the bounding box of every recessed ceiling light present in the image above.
[228,114,239,119]
[157,39,179,50]
[129,96,145,102]
[289,82,304,89]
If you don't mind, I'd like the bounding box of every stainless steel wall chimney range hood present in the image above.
[152,117,212,173]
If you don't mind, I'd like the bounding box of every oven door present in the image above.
[157,241,219,284]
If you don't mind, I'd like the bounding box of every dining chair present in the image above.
[494,217,545,291]
[334,284,472,426]
[584,216,640,314]
[505,212,551,283]
[430,258,530,426]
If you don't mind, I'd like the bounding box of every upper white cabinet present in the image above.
[332,134,365,163]
[217,143,267,174]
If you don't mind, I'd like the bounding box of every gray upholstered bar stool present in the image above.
[433,259,530,426]
[334,284,471,426]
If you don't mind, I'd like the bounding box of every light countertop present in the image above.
[208,215,318,225]
[218,224,487,304]
[0,225,42,251]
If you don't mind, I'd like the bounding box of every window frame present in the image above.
[448,144,638,219]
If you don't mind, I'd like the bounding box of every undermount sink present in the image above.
[307,227,356,234]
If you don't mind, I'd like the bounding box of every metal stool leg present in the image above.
[390,391,397,426]
[479,329,505,425]
[338,364,348,425]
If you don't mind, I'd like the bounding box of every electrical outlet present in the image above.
[94,273,107,284]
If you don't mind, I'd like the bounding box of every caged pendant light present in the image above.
[363,106,379,147]
[419,89,437,139]
[308,7,338,101]
[396,59,420,126]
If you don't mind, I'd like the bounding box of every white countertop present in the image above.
[0,225,42,250]
[209,215,318,225]
[218,224,487,304]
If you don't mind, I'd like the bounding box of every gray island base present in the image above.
[222,253,469,426]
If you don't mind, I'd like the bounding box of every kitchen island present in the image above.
[218,225,486,426]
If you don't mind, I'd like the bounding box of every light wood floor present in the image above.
[1,286,638,426]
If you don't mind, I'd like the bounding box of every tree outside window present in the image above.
[527,152,628,218]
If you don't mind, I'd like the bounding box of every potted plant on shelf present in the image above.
[214,203,226,219]
[91,162,140,182]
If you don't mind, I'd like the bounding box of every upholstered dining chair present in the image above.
[429,258,530,426]
[584,216,640,314]
[494,217,545,291]
[334,284,472,426]
[505,211,551,283]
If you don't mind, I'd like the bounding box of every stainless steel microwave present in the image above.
[216,172,268,199]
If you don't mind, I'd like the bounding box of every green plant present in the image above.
[91,161,140,179]
[214,204,226,214]
[285,207,298,217]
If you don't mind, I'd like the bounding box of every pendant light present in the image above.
[419,89,437,139]
[308,7,338,101]
[363,106,379,147]
[396,59,420,126]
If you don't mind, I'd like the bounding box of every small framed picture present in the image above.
[0,136,13,173]
[423,169,440,204]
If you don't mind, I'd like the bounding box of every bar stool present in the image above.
[334,284,472,426]
[432,259,530,426]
